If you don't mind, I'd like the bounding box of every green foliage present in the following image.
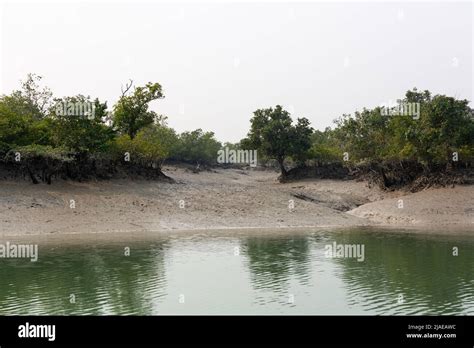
[291,117,314,165]
[5,144,72,162]
[308,129,342,164]
[242,89,473,172]
[2,73,53,120]
[0,75,225,182]
[0,75,55,154]
[114,125,178,168]
[245,105,313,174]
[112,81,164,139]
[2,74,472,185]
[329,89,474,167]
[415,94,473,165]
[50,95,114,154]
[332,108,392,162]
[173,129,222,165]
[0,102,32,152]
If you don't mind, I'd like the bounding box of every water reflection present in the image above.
[0,230,473,315]
[242,236,311,291]
[240,236,312,308]
[328,231,474,315]
[0,241,169,315]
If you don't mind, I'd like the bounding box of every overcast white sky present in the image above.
[1,1,472,142]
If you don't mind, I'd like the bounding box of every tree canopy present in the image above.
[112,81,165,139]
[245,105,313,176]
[0,75,472,186]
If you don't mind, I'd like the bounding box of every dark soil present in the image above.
[281,160,474,192]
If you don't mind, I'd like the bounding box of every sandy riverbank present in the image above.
[0,166,472,237]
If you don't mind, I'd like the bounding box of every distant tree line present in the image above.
[242,90,473,188]
[0,74,473,187]
[0,74,221,183]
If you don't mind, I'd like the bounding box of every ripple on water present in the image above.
[0,230,473,314]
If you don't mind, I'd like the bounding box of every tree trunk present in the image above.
[27,167,39,184]
[379,167,389,188]
[278,157,287,177]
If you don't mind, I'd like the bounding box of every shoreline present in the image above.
[1,166,473,240]
[2,225,474,248]
[2,223,474,238]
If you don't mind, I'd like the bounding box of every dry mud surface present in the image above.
[0,166,472,237]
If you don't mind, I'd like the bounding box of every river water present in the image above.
[0,228,473,315]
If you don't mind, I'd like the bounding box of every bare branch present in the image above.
[121,79,133,97]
